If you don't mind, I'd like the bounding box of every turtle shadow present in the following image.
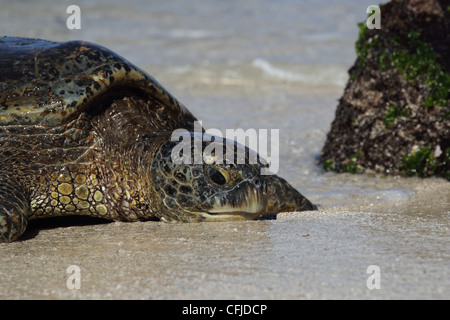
[20,216,113,241]
[259,213,278,220]
[20,214,278,241]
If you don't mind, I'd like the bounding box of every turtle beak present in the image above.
[265,175,316,213]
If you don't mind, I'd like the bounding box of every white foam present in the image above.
[252,58,308,82]
[252,58,347,86]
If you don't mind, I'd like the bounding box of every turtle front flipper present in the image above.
[0,168,30,242]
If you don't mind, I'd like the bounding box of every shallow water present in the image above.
[1,0,449,299]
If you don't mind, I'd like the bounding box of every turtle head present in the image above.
[150,133,315,222]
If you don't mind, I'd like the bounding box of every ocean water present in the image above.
[1,0,448,212]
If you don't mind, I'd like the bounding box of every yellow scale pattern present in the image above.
[30,165,108,219]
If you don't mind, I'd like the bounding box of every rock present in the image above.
[321,0,450,180]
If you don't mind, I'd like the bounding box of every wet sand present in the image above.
[1,178,448,300]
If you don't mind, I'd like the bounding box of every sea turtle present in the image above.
[0,36,315,242]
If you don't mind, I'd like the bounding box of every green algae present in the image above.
[323,151,364,174]
[400,146,450,179]
[352,22,379,79]
[390,31,450,109]
[382,104,410,127]
[322,158,335,172]
[342,151,364,174]
[354,22,450,110]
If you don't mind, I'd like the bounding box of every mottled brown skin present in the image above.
[1,97,167,240]
[0,37,315,242]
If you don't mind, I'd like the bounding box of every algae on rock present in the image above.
[321,0,450,179]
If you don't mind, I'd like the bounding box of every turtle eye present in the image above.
[206,167,230,186]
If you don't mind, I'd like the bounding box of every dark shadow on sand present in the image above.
[20,216,113,241]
